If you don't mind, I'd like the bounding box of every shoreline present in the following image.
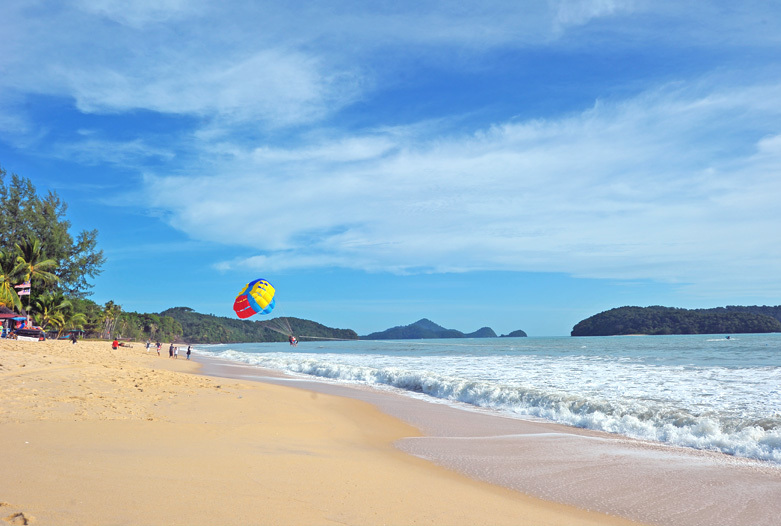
[1,339,639,525]
[195,352,781,526]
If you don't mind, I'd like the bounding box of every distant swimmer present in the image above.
[289,335,298,346]
[726,335,731,340]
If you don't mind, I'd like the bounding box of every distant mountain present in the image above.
[500,330,528,337]
[161,307,358,343]
[361,318,504,340]
[571,306,781,336]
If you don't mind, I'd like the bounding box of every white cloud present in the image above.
[74,0,204,27]
[0,2,363,129]
[552,0,633,30]
[3,0,781,305]
[142,80,781,297]
[2,0,778,136]
[52,137,176,166]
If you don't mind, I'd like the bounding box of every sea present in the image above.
[194,333,781,465]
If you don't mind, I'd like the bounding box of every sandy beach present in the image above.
[0,339,637,525]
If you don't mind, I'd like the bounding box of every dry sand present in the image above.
[0,338,639,525]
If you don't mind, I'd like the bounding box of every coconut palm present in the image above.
[78,300,103,337]
[14,237,59,287]
[57,310,87,337]
[32,292,71,332]
[0,249,23,311]
[101,300,122,338]
[51,310,87,338]
[32,292,88,337]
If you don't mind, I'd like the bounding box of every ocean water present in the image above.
[195,334,781,464]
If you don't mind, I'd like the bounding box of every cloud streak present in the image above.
[2,0,781,309]
[142,78,781,297]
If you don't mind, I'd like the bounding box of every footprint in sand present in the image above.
[2,513,33,525]
[1,503,34,525]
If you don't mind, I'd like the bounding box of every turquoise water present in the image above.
[196,333,781,464]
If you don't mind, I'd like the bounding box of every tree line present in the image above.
[0,167,180,341]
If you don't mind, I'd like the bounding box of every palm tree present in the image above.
[101,300,122,339]
[52,309,87,339]
[0,249,23,311]
[13,238,58,309]
[32,292,71,333]
[79,301,103,337]
[32,292,88,337]
[57,310,87,338]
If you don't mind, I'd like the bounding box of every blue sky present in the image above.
[1,1,780,336]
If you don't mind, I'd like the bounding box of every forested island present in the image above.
[571,306,781,336]
[360,318,526,340]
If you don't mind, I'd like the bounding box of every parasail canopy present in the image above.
[233,279,275,319]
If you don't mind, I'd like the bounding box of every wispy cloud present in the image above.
[142,78,781,296]
[52,136,176,167]
[2,1,778,130]
[74,0,204,28]
[3,0,781,306]
[552,0,633,31]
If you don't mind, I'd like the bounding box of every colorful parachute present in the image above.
[233,279,276,319]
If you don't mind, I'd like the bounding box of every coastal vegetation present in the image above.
[1,169,105,299]
[571,306,781,336]
[1,168,106,337]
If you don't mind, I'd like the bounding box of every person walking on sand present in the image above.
[186,345,191,360]
[174,346,179,359]
[156,341,161,356]
[146,339,151,352]
[169,343,173,358]
[71,332,78,344]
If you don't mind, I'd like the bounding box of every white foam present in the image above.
[197,337,781,464]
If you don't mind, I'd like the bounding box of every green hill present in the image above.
[571,306,781,336]
[361,318,502,340]
[161,307,358,343]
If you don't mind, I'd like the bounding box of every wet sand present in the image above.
[200,355,781,526]
[1,339,638,525]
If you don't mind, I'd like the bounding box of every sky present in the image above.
[1,1,780,336]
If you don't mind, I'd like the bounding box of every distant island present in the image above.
[109,308,526,343]
[360,318,526,340]
[571,305,781,336]
[500,330,528,337]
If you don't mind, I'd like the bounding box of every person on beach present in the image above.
[169,343,173,358]
[174,346,179,359]
[70,332,77,344]
[186,345,191,360]
[156,341,161,356]
[112,338,119,350]
[146,339,151,352]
